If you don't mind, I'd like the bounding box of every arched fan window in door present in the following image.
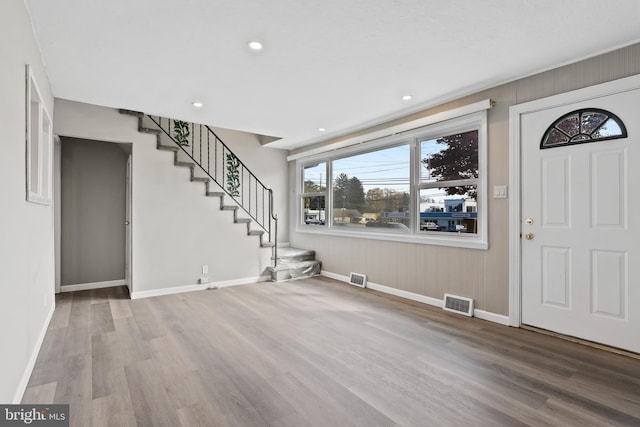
[540,108,627,149]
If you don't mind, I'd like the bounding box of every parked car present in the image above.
[420,221,439,231]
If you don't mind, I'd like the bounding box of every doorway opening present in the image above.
[54,137,133,296]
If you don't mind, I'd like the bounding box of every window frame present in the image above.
[539,108,628,149]
[26,64,53,205]
[295,110,488,250]
[299,161,328,226]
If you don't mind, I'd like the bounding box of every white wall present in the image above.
[0,0,55,403]
[54,100,289,293]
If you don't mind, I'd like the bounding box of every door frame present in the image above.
[53,135,62,294]
[125,154,133,295]
[54,137,133,297]
[508,73,640,327]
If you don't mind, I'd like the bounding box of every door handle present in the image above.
[125,221,130,225]
[523,232,534,240]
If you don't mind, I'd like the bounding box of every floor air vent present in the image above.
[443,294,474,317]
[349,272,367,288]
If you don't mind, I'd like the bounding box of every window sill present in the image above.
[295,225,488,250]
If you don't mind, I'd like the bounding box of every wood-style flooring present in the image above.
[23,277,640,426]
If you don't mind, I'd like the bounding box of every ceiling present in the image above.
[25,0,640,150]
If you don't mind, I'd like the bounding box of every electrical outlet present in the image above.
[199,276,210,284]
[202,265,209,275]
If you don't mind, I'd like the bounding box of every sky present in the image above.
[304,139,446,194]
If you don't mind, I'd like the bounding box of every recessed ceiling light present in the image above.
[192,101,203,108]
[248,41,264,51]
[318,127,326,132]
[402,95,412,101]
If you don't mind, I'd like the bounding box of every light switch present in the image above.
[202,265,209,275]
[493,185,507,199]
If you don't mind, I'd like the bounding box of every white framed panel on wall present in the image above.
[25,64,53,205]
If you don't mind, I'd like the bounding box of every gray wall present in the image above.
[0,0,55,403]
[61,137,128,285]
[289,42,640,317]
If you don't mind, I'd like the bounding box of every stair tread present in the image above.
[191,177,210,182]
[276,247,316,258]
[248,230,264,236]
[235,218,251,223]
[222,205,238,211]
[207,192,224,197]
[158,145,179,152]
[175,161,195,167]
[140,127,161,134]
[269,260,321,271]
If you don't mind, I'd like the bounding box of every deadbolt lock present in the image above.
[525,218,534,225]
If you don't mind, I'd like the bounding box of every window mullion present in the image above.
[327,160,333,227]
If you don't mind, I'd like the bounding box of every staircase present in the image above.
[268,247,322,281]
[119,109,322,281]
[120,109,276,249]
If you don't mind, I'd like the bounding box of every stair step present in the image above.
[274,247,316,263]
[222,205,238,211]
[261,242,275,248]
[235,218,251,224]
[175,160,195,168]
[191,177,210,183]
[157,145,179,152]
[206,192,224,198]
[140,127,161,135]
[268,260,322,281]
[248,230,264,236]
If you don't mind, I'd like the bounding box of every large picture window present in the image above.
[296,110,488,249]
[333,144,410,231]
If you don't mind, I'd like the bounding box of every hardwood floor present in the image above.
[23,277,640,426]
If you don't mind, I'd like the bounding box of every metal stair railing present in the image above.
[148,115,278,266]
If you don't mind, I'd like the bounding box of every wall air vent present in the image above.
[443,293,474,317]
[349,272,367,288]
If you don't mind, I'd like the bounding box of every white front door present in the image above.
[520,88,640,353]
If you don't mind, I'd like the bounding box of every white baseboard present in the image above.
[473,309,510,326]
[60,279,126,293]
[14,300,55,403]
[130,275,271,299]
[321,270,509,326]
[131,284,205,299]
[322,271,442,307]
